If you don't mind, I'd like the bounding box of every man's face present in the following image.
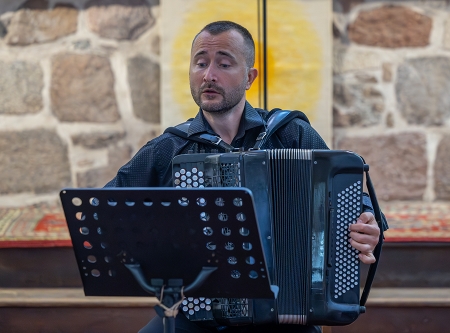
[189,30,256,114]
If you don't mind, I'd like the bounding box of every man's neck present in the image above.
[202,99,246,145]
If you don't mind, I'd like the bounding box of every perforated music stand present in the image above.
[60,187,276,333]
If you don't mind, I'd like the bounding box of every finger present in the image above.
[348,224,380,237]
[349,231,378,247]
[356,212,373,224]
[358,252,376,264]
[349,237,376,254]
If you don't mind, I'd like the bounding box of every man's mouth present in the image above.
[202,89,219,94]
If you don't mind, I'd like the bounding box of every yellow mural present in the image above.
[170,0,323,121]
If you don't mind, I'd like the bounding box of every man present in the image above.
[106,21,380,333]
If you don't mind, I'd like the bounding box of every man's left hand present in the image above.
[349,212,380,264]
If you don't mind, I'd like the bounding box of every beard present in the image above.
[190,81,247,115]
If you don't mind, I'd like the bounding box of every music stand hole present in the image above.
[239,227,249,236]
[89,197,99,206]
[83,241,93,249]
[108,270,116,277]
[87,255,96,263]
[104,256,112,263]
[72,197,82,206]
[243,242,252,251]
[178,197,189,206]
[233,197,243,207]
[215,197,225,206]
[93,212,99,220]
[218,213,228,221]
[143,198,153,206]
[246,256,255,265]
[249,270,258,279]
[91,269,100,277]
[200,212,210,222]
[125,199,135,206]
[97,227,103,235]
[225,242,235,251]
[101,242,108,249]
[197,197,207,207]
[107,199,117,206]
[203,227,213,236]
[236,213,246,222]
[79,227,89,235]
[228,256,237,265]
[75,212,86,221]
[161,201,171,207]
[222,227,231,236]
[206,242,216,250]
[231,270,241,279]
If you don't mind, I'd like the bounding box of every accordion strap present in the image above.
[253,109,310,149]
[360,164,388,306]
[164,109,310,151]
[164,120,235,152]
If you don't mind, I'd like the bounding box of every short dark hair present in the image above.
[193,21,255,67]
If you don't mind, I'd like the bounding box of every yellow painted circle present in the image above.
[171,0,322,121]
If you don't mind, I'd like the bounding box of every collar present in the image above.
[187,101,266,139]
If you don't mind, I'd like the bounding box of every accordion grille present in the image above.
[268,149,312,323]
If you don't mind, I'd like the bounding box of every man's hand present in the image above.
[349,212,380,264]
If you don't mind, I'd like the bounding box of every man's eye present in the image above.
[197,62,207,67]
[220,63,230,68]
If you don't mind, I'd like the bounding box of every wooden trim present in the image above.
[1,288,449,309]
[0,288,158,308]
[365,288,450,307]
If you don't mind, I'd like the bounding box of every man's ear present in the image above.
[246,68,258,90]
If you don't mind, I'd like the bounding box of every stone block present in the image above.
[333,44,382,73]
[396,57,450,126]
[0,61,43,115]
[77,145,132,188]
[333,75,384,127]
[336,132,428,201]
[128,56,160,123]
[434,135,450,200]
[4,3,78,46]
[348,5,432,48]
[71,131,125,149]
[51,53,120,123]
[0,129,71,194]
[86,0,155,40]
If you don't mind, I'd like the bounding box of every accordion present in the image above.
[172,149,366,326]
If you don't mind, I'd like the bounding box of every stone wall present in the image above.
[333,0,450,202]
[0,0,448,208]
[0,0,160,206]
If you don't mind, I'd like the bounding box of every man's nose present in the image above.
[203,65,217,82]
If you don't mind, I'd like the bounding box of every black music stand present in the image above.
[60,187,276,333]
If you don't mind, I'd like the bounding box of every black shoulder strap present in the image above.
[164,119,234,152]
[164,108,310,151]
[253,108,310,149]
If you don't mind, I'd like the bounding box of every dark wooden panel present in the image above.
[361,242,450,288]
[0,247,82,288]
[0,307,156,333]
[332,306,449,333]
